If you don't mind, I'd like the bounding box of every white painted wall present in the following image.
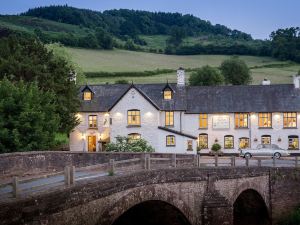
[70,87,300,154]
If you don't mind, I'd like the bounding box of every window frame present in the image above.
[187,140,193,151]
[258,113,272,128]
[199,113,208,129]
[283,112,297,128]
[83,91,92,101]
[235,113,249,129]
[288,135,299,150]
[88,115,97,129]
[198,133,208,149]
[163,88,173,100]
[165,111,174,127]
[127,109,141,126]
[239,137,250,149]
[224,135,234,149]
[166,135,176,146]
[261,135,271,145]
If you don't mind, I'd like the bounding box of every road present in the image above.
[0,156,297,202]
[0,170,108,201]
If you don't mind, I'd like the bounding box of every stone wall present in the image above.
[0,151,195,178]
[270,167,300,224]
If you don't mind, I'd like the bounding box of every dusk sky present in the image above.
[1,0,299,40]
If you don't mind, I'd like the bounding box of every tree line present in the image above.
[23,5,252,40]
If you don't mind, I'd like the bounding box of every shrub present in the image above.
[211,143,222,152]
[106,136,154,152]
[115,79,129,84]
[278,207,300,225]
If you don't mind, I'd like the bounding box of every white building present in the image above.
[70,69,300,154]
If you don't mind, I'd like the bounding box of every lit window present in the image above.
[88,115,97,128]
[165,111,174,126]
[199,114,208,129]
[235,113,248,128]
[127,110,141,126]
[239,137,250,149]
[128,133,141,143]
[187,140,193,151]
[224,135,234,149]
[283,112,297,128]
[199,134,208,149]
[166,135,175,146]
[288,135,299,150]
[258,113,272,128]
[261,135,271,144]
[83,91,92,101]
[163,89,172,100]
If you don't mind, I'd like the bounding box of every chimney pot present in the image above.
[293,75,300,89]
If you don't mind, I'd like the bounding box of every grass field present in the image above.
[65,47,300,85]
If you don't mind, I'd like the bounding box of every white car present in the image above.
[240,144,290,159]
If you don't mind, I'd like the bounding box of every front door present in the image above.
[88,136,96,152]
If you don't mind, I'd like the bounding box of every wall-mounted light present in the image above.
[104,113,109,117]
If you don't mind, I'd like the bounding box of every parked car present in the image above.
[240,144,290,159]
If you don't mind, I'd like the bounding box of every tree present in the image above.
[0,78,60,153]
[189,65,224,86]
[220,57,252,85]
[0,35,79,134]
[105,136,154,152]
[166,26,186,47]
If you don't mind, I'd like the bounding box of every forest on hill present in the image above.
[0,5,299,62]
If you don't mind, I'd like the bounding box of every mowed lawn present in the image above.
[66,47,300,84]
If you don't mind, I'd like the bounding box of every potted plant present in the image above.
[210,143,222,156]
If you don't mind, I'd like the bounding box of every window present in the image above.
[187,140,193,151]
[288,135,299,150]
[88,115,97,128]
[261,135,271,144]
[239,137,250,149]
[127,110,141,126]
[166,135,175,146]
[199,134,208,149]
[163,88,172,100]
[83,91,92,101]
[258,113,272,128]
[283,112,297,128]
[128,133,141,143]
[224,135,234,149]
[165,111,174,126]
[235,113,248,128]
[199,114,208,129]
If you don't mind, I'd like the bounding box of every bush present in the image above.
[105,136,154,152]
[211,143,222,152]
[115,79,129,84]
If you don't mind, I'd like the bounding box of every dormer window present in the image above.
[163,83,173,100]
[83,91,92,101]
[164,89,172,100]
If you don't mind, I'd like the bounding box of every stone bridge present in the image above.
[1,167,300,225]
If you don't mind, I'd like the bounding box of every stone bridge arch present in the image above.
[214,174,270,212]
[98,184,195,225]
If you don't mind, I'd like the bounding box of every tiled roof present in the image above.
[79,83,300,113]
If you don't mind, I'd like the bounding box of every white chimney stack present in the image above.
[261,78,271,85]
[293,75,300,89]
[177,67,185,86]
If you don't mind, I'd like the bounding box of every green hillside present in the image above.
[65,47,299,85]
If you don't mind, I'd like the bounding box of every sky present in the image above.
[1,0,299,40]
